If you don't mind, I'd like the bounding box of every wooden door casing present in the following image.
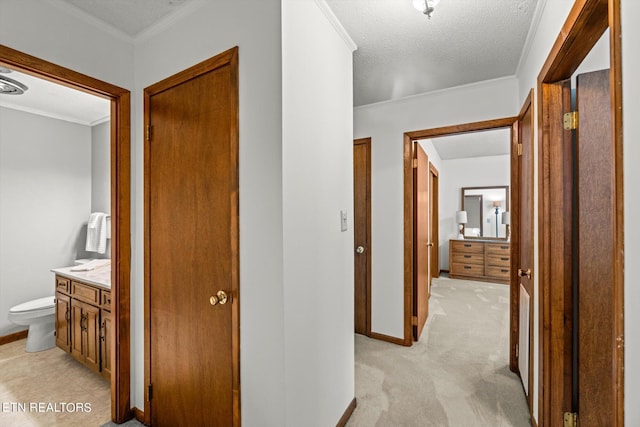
[429,163,439,279]
[144,47,240,427]
[354,138,372,336]
[413,142,429,341]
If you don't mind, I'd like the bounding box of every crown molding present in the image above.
[134,0,207,44]
[515,0,548,77]
[314,0,358,53]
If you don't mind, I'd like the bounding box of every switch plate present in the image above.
[340,210,348,232]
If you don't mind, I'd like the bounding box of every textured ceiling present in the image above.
[0,69,110,125]
[60,0,193,37]
[430,127,510,160]
[326,0,538,106]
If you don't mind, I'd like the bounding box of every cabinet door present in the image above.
[101,310,111,380]
[70,300,84,360]
[83,303,101,373]
[55,292,71,352]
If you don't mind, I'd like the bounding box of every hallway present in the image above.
[348,277,530,426]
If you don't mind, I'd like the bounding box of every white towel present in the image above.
[86,212,108,254]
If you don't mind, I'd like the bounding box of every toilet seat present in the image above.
[9,296,55,322]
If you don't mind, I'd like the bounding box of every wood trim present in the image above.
[336,398,357,427]
[406,117,517,140]
[0,44,131,424]
[132,407,145,424]
[440,269,450,274]
[368,332,408,347]
[0,330,28,345]
[143,46,240,426]
[354,137,372,336]
[537,1,623,425]
[429,162,440,278]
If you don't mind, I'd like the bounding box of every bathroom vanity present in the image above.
[52,265,111,380]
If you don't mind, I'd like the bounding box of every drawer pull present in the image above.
[500,246,509,249]
[501,269,509,273]
[464,244,472,247]
[464,255,471,258]
[464,266,472,269]
[501,257,509,261]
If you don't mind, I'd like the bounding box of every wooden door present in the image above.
[354,138,371,335]
[71,300,83,360]
[514,91,534,404]
[55,292,71,352]
[429,163,439,279]
[145,47,239,427]
[575,68,615,426]
[84,302,101,373]
[413,142,429,341]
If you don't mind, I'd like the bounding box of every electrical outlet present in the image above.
[340,210,348,232]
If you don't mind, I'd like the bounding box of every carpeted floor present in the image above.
[347,277,531,427]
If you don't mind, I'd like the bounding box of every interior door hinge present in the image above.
[517,143,523,156]
[563,412,578,427]
[146,125,152,141]
[147,384,153,401]
[563,111,578,130]
[515,343,519,358]
[412,315,418,326]
[412,158,418,169]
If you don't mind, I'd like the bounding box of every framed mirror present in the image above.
[461,186,509,240]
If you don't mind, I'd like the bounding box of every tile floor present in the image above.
[0,338,111,427]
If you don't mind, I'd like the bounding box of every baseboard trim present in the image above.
[531,414,538,427]
[440,269,450,274]
[132,407,145,424]
[0,330,28,345]
[336,397,357,427]
[369,331,407,346]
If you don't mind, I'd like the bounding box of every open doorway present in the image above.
[0,45,131,423]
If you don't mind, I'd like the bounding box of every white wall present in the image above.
[354,77,518,339]
[282,1,355,425]
[133,1,285,424]
[439,155,510,269]
[0,107,91,335]
[621,0,640,425]
[90,121,111,259]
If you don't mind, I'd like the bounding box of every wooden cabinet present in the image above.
[449,239,510,284]
[54,274,111,378]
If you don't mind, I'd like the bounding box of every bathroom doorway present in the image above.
[0,45,131,423]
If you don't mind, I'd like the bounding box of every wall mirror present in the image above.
[461,186,509,240]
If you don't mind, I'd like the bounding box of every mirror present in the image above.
[461,186,509,240]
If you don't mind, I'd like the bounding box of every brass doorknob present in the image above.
[209,290,229,306]
[517,268,532,279]
[356,246,366,254]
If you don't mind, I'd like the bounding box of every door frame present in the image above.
[403,117,516,346]
[353,137,372,337]
[143,47,241,426]
[429,162,440,279]
[537,0,623,425]
[0,45,132,423]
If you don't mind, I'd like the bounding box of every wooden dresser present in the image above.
[449,239,510,284]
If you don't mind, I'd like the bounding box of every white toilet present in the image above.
[8,296,56,352]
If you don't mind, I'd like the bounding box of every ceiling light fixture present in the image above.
[412,0,440,18]
[0,75,29,95]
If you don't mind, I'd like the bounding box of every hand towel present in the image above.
[86,212,108,254]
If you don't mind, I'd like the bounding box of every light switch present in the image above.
[340,210,348,232]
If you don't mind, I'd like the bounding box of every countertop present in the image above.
[51,265,111,290]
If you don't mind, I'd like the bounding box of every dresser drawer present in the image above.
[486,266,510,280]
[486,254,510,268]
[56,276,71,294]
[452,252,484,265]
[451,262,484,277]
[486,242,510,256]
[72,281,100,305]
[451,240,484,254]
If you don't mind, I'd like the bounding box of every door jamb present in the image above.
[354,138,372,337]
[0,45,132,423]
[403,117,517,346]
[429,162,440,279]
[537,0,623,425]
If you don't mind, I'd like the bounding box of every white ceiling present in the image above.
[326,0,538,106]
[429,127,510,160]
[0,69,110,126]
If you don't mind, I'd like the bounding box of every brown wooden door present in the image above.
[84,302,100,373]
[354,138,371,335]
[575,68,615,426]
[514,91,534,403]
[413,142,429,341]
[71,300,83,359]
[429,163,439,279]
[55,292,71,352]
[145,48,239,427]
[101,310,111,380]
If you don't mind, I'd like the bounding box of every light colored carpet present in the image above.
[347,277,531,427]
